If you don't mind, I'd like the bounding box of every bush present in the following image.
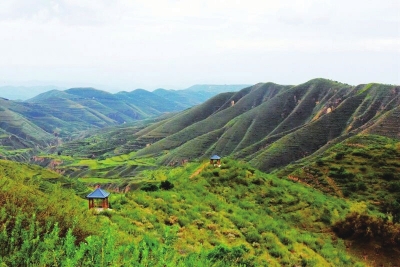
[382,172,395,181]
[356,182,367,191]
[99,210,113,218]
[387,181,400,192]
[141,183,159,192]
[269,247,284,258]
[329,166,355,180]
[320,208,332,224]
[343,189,351,197]
[160,180,174,190]
[359,166,367,172]
[245,229,261,243]
[207,244,251,265]
[335,152,345,160]
[332,212,400,247]
[352,151,372,159]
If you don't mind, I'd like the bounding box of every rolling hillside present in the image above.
[0,85,248,158]
[0,97,58,160]
[52,79,399,178]
[0,85,65,100]
[278,134,400,220]
[1,79,399,266]
[126,79,399,172]
[0,158,381,266]
[22,85,250,135]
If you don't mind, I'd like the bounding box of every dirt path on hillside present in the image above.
[190,162,208,179]
[325,176,343,197]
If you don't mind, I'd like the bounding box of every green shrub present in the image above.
[352,151,372,159]
[141,183,159,192]
[335,152,345,160]
[359,166,367,172]
[357,182,367,191]
[99,210,113,218]
[387,181,400,192]
[207,244,251,266]
[245,229,261,243]
[269,247,284,258]
[320,208,332,224]
[382,172,395,181]
[332,212,400,247]
[160,180,174,190]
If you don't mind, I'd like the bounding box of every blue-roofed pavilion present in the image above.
[210,154,221,165]
[87,187,110,209]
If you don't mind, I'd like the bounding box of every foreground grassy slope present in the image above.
[0,159,362,266]
[0,160,205,266]
[280,135,400,220]
[3,155,399,265]
[92,158,399,266]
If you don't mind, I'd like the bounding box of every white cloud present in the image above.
[0,0,399,89]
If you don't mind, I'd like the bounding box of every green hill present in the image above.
[115,89,187,115]
[279,134,400,220]
[2,158,399,265]
[51,79,399,180]
[3,78,400,265]
[0,159,361,265]
[0,98,58,160]
[0,85,250,158]
[126,79,399,172]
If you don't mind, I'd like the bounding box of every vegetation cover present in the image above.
[0,79,399,266]
[3,156,400,266]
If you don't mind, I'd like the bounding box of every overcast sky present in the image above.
[0,0,399,91]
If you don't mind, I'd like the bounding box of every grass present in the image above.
[101,158,368,266]
[2,153,399,265]
[282,134,400,221]
[2,80,399,265]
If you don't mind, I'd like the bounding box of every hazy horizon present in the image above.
[0,0,399,91]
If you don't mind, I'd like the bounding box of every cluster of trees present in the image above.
[141,180,175,192]
[333,212,400,248]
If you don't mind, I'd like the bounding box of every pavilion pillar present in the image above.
[88,199,93,209]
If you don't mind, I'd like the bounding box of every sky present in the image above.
[0,0,399,92]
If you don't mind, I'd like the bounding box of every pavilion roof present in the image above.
[86,188,110,199]
[210,155,221,160]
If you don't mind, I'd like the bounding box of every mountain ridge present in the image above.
[129,79,399,171]
[0,84,250,158]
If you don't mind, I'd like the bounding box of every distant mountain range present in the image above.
[0,84,249,159]
[1,79,399,170]
[0,84,249,101]
[0,85,65,100]
[82,78,398,172]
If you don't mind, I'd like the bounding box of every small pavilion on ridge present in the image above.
[210,155,221,166]
[87,187,110,210]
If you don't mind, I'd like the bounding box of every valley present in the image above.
[0,79,399,266]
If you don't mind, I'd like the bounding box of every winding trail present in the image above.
[190,162,208,179]
[325,176,343,197]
